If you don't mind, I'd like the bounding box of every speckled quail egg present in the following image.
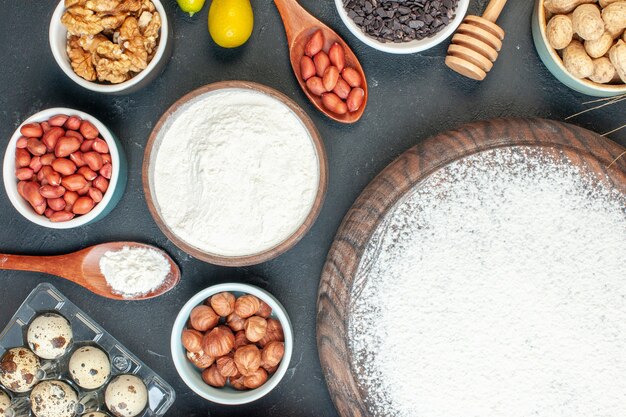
[27,313,73,360]
[69,346,111,390]
[82,413,111,417]
[105,375,148,417]
[0,390,11,417]
[0,347,41,393]
[30,380,78,417]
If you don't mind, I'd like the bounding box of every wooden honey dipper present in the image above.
[445,0,508,80]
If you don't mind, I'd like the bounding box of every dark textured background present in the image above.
[0,1,624,416]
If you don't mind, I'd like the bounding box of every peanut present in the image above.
[609,39,626,81]
[333,78,351,99]
[92,138,109,153]
[547,14,574,49]
[329,43,346,71]
[41,122,51,133]
[78,166,98,181]
[99,163,112,180]
[16,137,28,149]
[40,153,55,166]
[305,30,324,57]
[48,114,69,127]
[585,31,615,56]
[314,51,330,77]
[64,116,81,131]
[47,198,66,211]
[347,87,365,112]
[44,208,55,219]
[50,211,75,222]
[600,0,621,7]
[15,148,31,168]
[63,191,79,207]
[80,139,94,152]
[39,185,66,199]
[77,182,91,196]
[88,187,103,203]
[563,40,595,77]
[22,182,46,215]
[51,158,77,176]
[573,4,605,40]
[83,151,104,171]
[79,120,99,139]
[42,127,65,152]
[602,2,626,30]
[20,123,43,138]
[55,137,81,158]
[72,196,95,215]
[300,55,316,81]
[321,92,348,115]
[306,77,326,96]
[323,66,340,91]
[342,67,362,87]
[15,168,34,181]
[102,153,112,164]
[92,176,109,193]
[70,152,87,167]
[65,130,84,141]
[29,156,42,174]
[61,174,88,192]
[26,138,46,156]
[545,0,595,14]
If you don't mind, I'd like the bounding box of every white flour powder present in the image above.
[349,146,626,417]
[100,246,170,297]
[153,89,319,256]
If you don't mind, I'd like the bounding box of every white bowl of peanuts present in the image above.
[171,283,293,405]
[3,108,127,229]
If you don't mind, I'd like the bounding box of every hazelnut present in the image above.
[210,292,236,317]
[244,316,267,343]
[262,341,285,368]
[226,313,245,332]
[234,344,261,376]
[258,318,285,347]
[234,331,249,349]
[216,354,239,378]
[190,305,219,332]
[202,364,226,388]
[181,329,203,353]
[243,368,268,389]
[234,295,261,318]
[230,374,246,390]
[263,363,278,374]
[186,350,215,369]
[257,300,272,318]
[202,326,235,358]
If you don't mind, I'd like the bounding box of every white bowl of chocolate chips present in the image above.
[336,0,469,54]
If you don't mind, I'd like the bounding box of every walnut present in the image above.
[85,0,141,14]
[139,11,160,54]
[62,7,126,35]
[118,16,148,72]
[94,41,132,83]
[140,0,155,12]
[67,35,97,81]
[78,34,109,54]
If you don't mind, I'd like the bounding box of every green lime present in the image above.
[177,0,206,16]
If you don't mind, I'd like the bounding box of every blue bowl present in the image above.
[532,0,626,97]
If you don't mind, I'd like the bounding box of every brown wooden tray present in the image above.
[316,118,626,417]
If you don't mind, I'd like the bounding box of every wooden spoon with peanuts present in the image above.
[0,242,180,300]
[274,0,368,123]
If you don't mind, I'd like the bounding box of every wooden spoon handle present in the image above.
[482,0,508,22]
[0,254,78,280]
[274,0,313,45]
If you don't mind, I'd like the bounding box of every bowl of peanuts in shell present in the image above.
[171,283,294,405]
[533,0,626,97]
[49,0,172,94]
[3,108,128,229]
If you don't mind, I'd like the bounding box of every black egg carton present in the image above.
[0,283,175,416]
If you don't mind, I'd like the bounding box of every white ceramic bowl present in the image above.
[3,108,128,229]
[49,0,172,94]
[334,0,469,54]
[171,284,294,405]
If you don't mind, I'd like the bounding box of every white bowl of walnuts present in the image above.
[171,283,293,405]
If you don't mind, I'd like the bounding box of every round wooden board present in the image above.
[316,118,626,417]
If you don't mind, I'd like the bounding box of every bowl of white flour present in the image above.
[143,81,328,266]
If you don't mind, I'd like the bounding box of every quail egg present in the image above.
[104,375,148,417]
[30,380,78,417]
[0,347,41,393]
[69,346,111,390]
[83,413,110,417]
[0,390,11,417]
[27,313,73,360]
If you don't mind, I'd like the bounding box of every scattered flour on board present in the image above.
[348,146,626,417]
[99,246,170,298]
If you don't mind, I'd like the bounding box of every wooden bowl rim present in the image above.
[535,0,626,93]
[142,80,329,267]
[316,118,626,417]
